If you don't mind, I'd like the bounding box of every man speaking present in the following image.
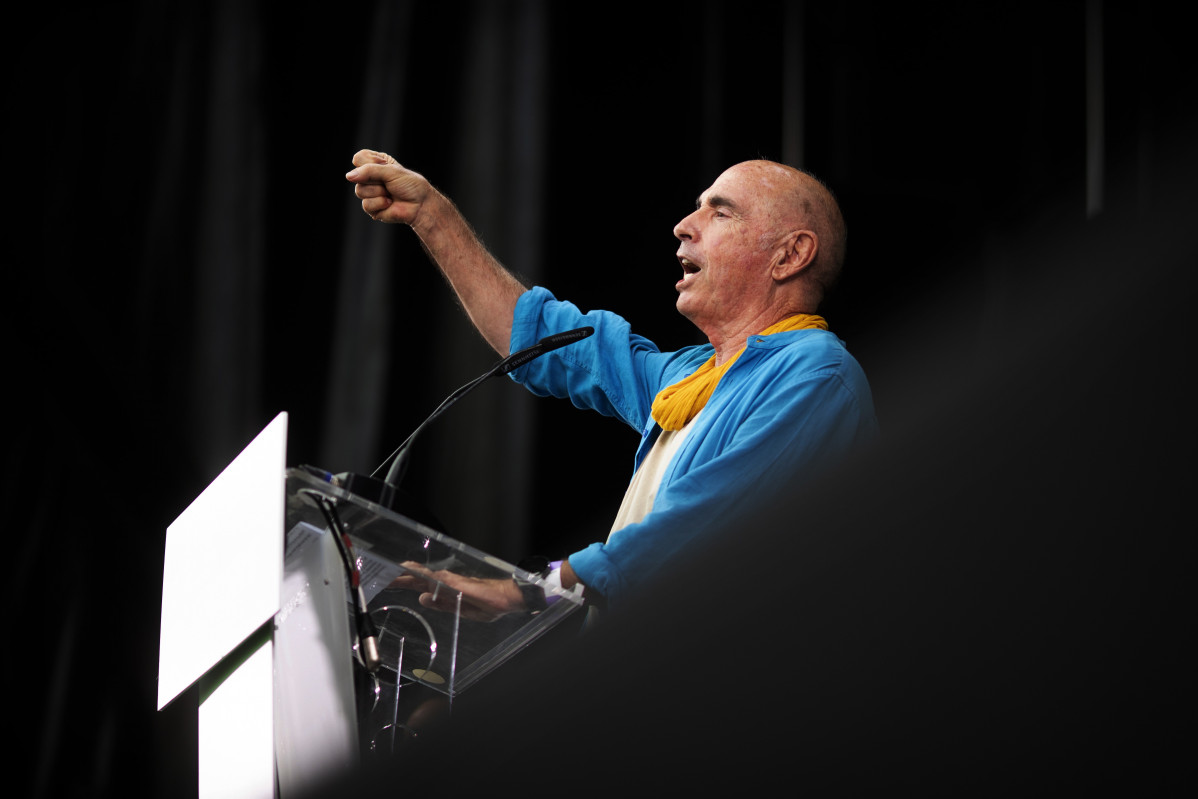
[346,150,878,616]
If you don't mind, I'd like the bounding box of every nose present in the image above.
[674,209,699,241]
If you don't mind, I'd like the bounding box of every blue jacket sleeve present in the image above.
[507,286,703,432]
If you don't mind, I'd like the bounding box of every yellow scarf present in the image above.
[650,314,828,431]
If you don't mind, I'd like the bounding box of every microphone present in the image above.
[383,326,594,486]
[493,326,595,375]
[323,326,594,517]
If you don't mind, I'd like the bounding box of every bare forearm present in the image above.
[410,189,526,355]
[347,149,525,355]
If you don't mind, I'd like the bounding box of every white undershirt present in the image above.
[607,412,700,542]
[553,414,699,622]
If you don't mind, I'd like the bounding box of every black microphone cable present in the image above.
[300,488,382,674]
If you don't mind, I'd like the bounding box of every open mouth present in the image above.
[676,256,702,290]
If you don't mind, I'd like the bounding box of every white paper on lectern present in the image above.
[157,412,288,710]
[285,520,403,604]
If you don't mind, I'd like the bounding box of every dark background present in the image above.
[10,1,1195,795]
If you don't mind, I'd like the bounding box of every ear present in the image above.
[771,230,818,281]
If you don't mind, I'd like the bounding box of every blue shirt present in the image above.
[509,286,879,605]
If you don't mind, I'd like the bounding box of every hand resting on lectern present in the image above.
[390,562,529,623]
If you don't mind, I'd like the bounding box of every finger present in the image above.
[351,148,396,168]
[417,592,459,613]
[391,562,435,588]
[388,574,430,591]
[399,561,434,577]
[354,183,387,199]
[361,196,394,216]
[346,162,393,184]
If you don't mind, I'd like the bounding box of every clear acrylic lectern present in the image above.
[158,413,584,797]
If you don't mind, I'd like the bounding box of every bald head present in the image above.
[673,160,848,354]
[727,160,847,305]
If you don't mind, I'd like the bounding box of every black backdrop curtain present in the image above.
[10,1,1196,796]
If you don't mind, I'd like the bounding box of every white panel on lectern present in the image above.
[157,412,288,710]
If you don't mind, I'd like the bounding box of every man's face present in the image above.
[673,163,788,330]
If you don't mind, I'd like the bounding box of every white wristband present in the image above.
[542,561,582,604]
